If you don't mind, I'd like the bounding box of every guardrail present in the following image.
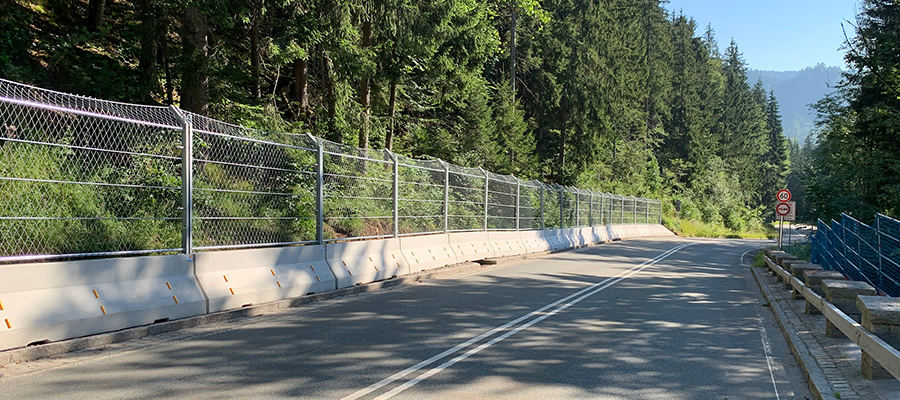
[812,213,900,296]
[0,78,662,263]
[764,253,900,381]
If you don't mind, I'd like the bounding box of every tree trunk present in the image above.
[137,0,164,102]
[358,20,372,150]
[321,45,338,142]
[250,2,261,99]
[292,58,310,118]
[386,77,397,151]
[87,0,106,30]
[161,37,173,104]
[558,114,567,182]
[181,6,209,115]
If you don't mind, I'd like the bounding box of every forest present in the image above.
[0,0,791,235]
[788,0,900,225]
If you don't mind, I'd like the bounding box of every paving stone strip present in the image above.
[753,256,900,400]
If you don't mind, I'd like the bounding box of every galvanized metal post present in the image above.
[307,133,325,246]
[559,186,564,228]
[600,194,605,225]
[645,199,649,224]
[173,107,194,256]
[539,185,545,229]
[389,150,399,238]
[589,191,594,226]
[481,168,489,231]
[442,160,450,234]
[877,215,884,291]
[574,189,580,227]
[515,178,521,231]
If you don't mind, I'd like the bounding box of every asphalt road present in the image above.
[0,238,812,399]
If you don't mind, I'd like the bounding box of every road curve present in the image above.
[0,238,811,400]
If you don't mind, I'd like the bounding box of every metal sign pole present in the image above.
[778,216,784,250]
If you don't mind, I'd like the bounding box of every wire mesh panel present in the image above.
[447,165,485,231]
[518,180,542,230]
[593,192,607,226]
[321,139,394,241]
[878,214,900,296]
[576,189,592,226]
[0,79,183,261]
[541,183,562,229]
[188,113,317,250]
[396,155,444,235]
[560,186,577,228]
[839,214,876,287]
[486,172,517,230]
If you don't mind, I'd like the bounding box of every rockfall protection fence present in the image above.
[0,79,662,263]
[812,213,900,297]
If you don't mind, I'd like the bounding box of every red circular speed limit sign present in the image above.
[776,189,791,202]
[776,202,791,216]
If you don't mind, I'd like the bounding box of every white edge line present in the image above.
[371,243,694,400]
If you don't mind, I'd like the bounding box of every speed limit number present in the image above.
[776,189,791,203]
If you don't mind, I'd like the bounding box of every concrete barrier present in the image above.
[559,228,582,247]
[579,227,599,245]
[326,238,409,288]
[543,229,569,250]
[520,230,551,254]
[193,246,336,312]
[400,234,457,274]
[0,255,206,351]
[488,231,527,258]
[448,231,496,263]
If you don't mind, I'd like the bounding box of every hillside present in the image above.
[748,64,843,141]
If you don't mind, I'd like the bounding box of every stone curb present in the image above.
[752,263,839,400]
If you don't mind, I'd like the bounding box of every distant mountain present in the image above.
[747,63,843,141]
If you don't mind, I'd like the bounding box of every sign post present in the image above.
[775,189,794,250]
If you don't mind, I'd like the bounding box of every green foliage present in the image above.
[3,0,793,237]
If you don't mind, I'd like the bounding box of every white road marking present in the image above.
[343,243,694,400]
[742,246,781,400]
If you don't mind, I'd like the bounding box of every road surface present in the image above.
[0,237,812,399]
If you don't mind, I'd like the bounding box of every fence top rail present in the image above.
[0,79,183,130]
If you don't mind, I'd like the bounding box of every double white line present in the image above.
[342,242,694,400]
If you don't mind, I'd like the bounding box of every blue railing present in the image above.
[812,213,900,296]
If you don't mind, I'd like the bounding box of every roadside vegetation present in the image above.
[1,0,792,244]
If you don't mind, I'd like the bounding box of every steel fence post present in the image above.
[171,106,193,256]
[877,215,883,291]
[389,150,399,238]
[621,196,624,224]
[575,189,580,227]
[515,178,521,231]
[307,133,325,246]
[539,185,545,230]
[442,160,449,234]
[481,168,489,231]
[559,186,564,228]
[645,199,649,224]
[589,191,594,226]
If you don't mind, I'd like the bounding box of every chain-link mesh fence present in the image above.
[486,172,517,230]
[187,112,318,250]
[321,139,394,241]
[0,79,665,262]
[0,79,183,262]
[518,180,542,230]
[396,155,445,236]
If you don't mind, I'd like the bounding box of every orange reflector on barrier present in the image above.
[93,290,99,299]
[166,282,172,290]
[100,306,107,315]
[4,319,10,329]
[173,296,179,304]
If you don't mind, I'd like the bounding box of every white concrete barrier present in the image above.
[448,231,496,262]
[520,230,551,254]
[400,234,457,274]
[193,246,336,312]
[579,227,598,245]
[326,238,409,288]
[544,229,569,250]
[488,231,527,258]
[594,226,611,243]
[0,255,206,351]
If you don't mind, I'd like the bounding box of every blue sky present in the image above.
[665,0,860,71]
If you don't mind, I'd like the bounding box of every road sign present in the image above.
[776,189,791,203]
[775,201,796,221]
